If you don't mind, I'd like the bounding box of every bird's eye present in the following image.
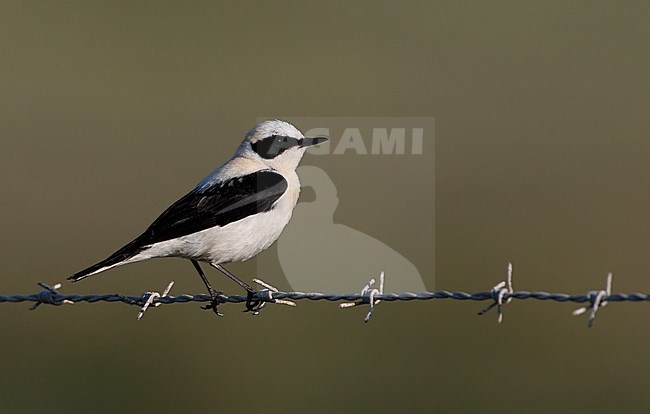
[252,135,297,159]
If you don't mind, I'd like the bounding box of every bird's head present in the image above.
[238,119,328,172]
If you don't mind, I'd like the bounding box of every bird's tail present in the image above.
[68,240,144,282]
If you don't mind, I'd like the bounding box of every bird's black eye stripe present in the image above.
[251,135,302,159]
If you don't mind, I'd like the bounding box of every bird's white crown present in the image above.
[244,119,304,143]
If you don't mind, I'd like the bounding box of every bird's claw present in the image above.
[202,288,224,317]
[244,290,263,314]
[243,279,296,315]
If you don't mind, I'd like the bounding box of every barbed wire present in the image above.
[1,263,648,326]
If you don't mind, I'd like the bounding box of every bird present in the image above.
[67,119,328,315]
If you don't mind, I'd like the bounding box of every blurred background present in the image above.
[1,1,649,412]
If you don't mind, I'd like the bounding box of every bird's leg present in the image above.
[191,260,224,317]
[209,263,261,312]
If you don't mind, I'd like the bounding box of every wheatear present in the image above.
[68,119,328,315]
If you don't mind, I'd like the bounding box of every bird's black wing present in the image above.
[68,170,287,282]
[137,170,288,245]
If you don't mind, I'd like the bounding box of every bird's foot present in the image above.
[201,287,225,317]
[243,278,296,315]
[244,289,263,314]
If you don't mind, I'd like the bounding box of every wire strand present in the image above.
[1,265,644,326]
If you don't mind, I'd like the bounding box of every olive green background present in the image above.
[1,1,649,413]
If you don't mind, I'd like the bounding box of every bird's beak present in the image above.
[301,136,329,147]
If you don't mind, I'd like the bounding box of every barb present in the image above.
[138,281,175,320]
[572,272,613,327]
[478,262,513,323]
[3,266,650,327]
[340,271,385,322]
[29,282,74,310]
[249,278,296,315]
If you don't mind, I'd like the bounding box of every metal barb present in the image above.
[478,262,513,323]
[137,281,174,320]
[340,271,385,323]
[249,278,296,315]
[572,273,612,327]
[30,282,74,310]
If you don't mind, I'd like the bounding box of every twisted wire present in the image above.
[2,289,650,307]
[1,265,645,326]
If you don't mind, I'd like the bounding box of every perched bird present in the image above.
[67,119,328,315]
